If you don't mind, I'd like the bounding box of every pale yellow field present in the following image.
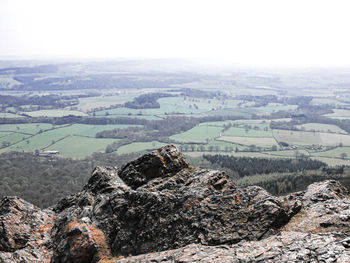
[325,109,350,117]
[217,136,278,147]
[273,129,350,146]
[273,130,321,145]
[320,133,350,146]
[296,123,347,134]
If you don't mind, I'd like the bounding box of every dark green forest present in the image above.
[1,150,348,209]
[203,154,349,195]
[0,152,139,208]
[203,155,327,177]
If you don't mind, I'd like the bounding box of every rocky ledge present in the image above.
[1,145,350,262]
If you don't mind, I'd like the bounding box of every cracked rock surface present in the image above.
[0,145,349,262]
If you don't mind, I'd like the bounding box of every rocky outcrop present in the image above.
[0,145,349,262]
[0,197,55,262]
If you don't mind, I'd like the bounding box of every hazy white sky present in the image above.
[1,0,350,66]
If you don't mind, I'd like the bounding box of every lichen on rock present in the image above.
[1,145,349,262]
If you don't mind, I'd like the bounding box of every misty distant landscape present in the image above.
[0,59,350,207]
[3,0,350,261]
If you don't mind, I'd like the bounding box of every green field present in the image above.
[23,110,88,117]
[0,132,31,146]
[1,127,76,152]
[94,97,212,117]
[311,147,350,159]
[0,123,53,134]
[205,108,254,118]
[170,125,222,143]
[116,141,169,155]
[46,136,117,158]
[0,123,139,156]
[222,126,272,137]
[92,97,299,120]
[253,103,298,114]
[296,123,347,134]
[61,124,141,137]
[0,112,24,118]
[0,131,14,138]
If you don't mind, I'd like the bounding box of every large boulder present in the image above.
[49,145,300,261]
[0,197,55,262]
[1,145,349,262]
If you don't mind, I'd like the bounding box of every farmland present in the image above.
[325,109,350,118]
[1,60,350,167]
[222,126,272,137]
[0,112,24,118]
[78,94,137,111]
[296,123,347,134]
[0,123,54,134]
[0,123,140,158]
[170,125,223,143]
[3,60,350,209]
[23,109,88,117]
[46,136,117,158]
[273,130,350,146]
[218,136,278,147]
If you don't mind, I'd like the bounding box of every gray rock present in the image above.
[1,145,350,262]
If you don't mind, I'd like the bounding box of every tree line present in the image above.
[203,155,327,177]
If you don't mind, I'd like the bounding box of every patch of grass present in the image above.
[94,96,211,116]
[0,124,141,155]
[170,125,223,143]
[0,131,14,138]
[205,108,253,118]
[0,123,53,134]
[253,103,298,114]
[0,112,24,118]
[64,124,141,137]
[223,126,272,138]
[0,132,32,145]
[46,136,117,158]
[311,146,350,159]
